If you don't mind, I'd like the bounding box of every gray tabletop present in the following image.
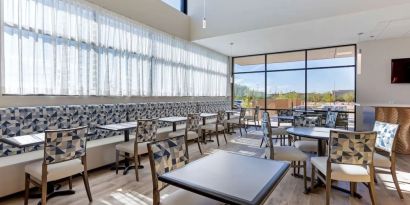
[286,127,339,140]
[159,151,289,205]
[275,116,294,121]
[0,133,45,148]
[97,121,138,131]
[158,117,187,123]
[225,110,239,113]
[200,113,217,117]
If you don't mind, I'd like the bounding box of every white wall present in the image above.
[356,37,410,130]
[357,37,410,105]
[85,0,190,40]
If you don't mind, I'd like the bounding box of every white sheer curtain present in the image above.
[1,0,228,96]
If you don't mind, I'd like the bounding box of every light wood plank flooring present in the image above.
[1,128,410,205]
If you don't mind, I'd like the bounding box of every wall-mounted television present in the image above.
[391,58,410,83]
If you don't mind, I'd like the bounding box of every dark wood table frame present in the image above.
[158,117,187,132]
[159,151,290,205]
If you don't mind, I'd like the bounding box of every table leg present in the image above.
[29,182,75,203]
[317,139,327,156]
[172,122,177,132]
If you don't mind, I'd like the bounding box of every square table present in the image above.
[0,133,45,149]
[158,117,187,132]
[97,121,139,174]
[199,113,217,125]
[159,151,290,205]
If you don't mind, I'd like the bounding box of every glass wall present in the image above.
[233,45,356,129]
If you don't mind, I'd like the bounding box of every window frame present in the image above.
[232,44,357,129]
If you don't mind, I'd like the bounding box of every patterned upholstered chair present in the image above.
[244,106,260,129]
[310,130,377,205]
[225,108,247,136]
[324,111,338,128]
[201,110,227,146]
[147,136,221,205]
[335,112,349,129]
[278,109,294,126]
[24,126,92,205]
[372,121,403,199]
[169,113,203,156]
[261,112,308,193]
[293,115,322,153]
[115,119,158,181]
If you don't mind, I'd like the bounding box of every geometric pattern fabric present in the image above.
[329,130,377,165]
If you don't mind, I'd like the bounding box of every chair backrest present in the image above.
[239,108,247,118]
[216,110,225,123]
[328,130,377,165]
[136,119,158,143]
[373,121,399,153]
[325,111,338,128]
[44,126,88,165]
[261,112,274,160]
[278,109,293,116]
[147,136,188,204]
[254,106,260,117]
[294,115,321,127]
[186,113,201,131]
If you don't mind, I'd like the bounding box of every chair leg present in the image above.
[82,171,93,202]
[311,165,316,192]
[350,182,356,196]
[41,177,47,205]
[24,173,30,205]
[326,167,331,205]
[215,132,220,146]
[239,125,243,136]
[69,176,73,190]
[197,138,203,155]
[134,155,139,181]
[260,137,264,148]
[115,150,120,175]
[391,165,404,199]
[254,116,257,129]
[297,161,301,175]
[369,180,377,205]
[223,130,228,144]
[303,161,308,193]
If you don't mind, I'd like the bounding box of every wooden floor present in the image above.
[1,128,410,205]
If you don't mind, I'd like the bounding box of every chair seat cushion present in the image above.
[25,159,84,182]
[169,130,199,140]
[201,124,225,131]
[294,140,318,153]
[161,189,222,205]
[272,146,308,161]
[311,157,371,182]
[115,141,149,155]
[373,152,391,168]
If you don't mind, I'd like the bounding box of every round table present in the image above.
[286,127,334,156]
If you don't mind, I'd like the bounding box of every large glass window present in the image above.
[161,0,187,14]
[233,45,356,129]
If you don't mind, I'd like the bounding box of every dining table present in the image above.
[97,121,139,174]
[159,151,290,205]
[158,116,187,132]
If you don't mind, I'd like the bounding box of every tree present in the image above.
[341,92,354,102]
[322,92,335,103]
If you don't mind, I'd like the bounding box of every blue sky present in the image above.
[234,57,355,94]
[162,0,182,10]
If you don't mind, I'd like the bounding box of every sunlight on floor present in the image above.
[102,188,152,205]
[230,137,262,148]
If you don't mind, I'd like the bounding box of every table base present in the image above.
[29,183,75,205]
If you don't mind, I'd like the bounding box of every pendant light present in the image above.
[202,0,207,29]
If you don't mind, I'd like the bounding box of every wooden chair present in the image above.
[147,136,221,205]
[311,130,377,205]
[293,115,322,154]
[244,106,260,129]
[169,113,203,156]
[24,126,92,205]
[261,111,309,193]
[201,110,227,146]
[372,121,403,199]
[115,119,157,181]
[225,108,247,136]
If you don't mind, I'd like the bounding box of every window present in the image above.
[232,45,356,129]
[162,0,187,14]
[1,0,227,96]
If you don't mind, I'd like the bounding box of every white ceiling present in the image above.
[188,0,410,56]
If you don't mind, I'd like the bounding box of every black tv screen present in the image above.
[391,58,410,83]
